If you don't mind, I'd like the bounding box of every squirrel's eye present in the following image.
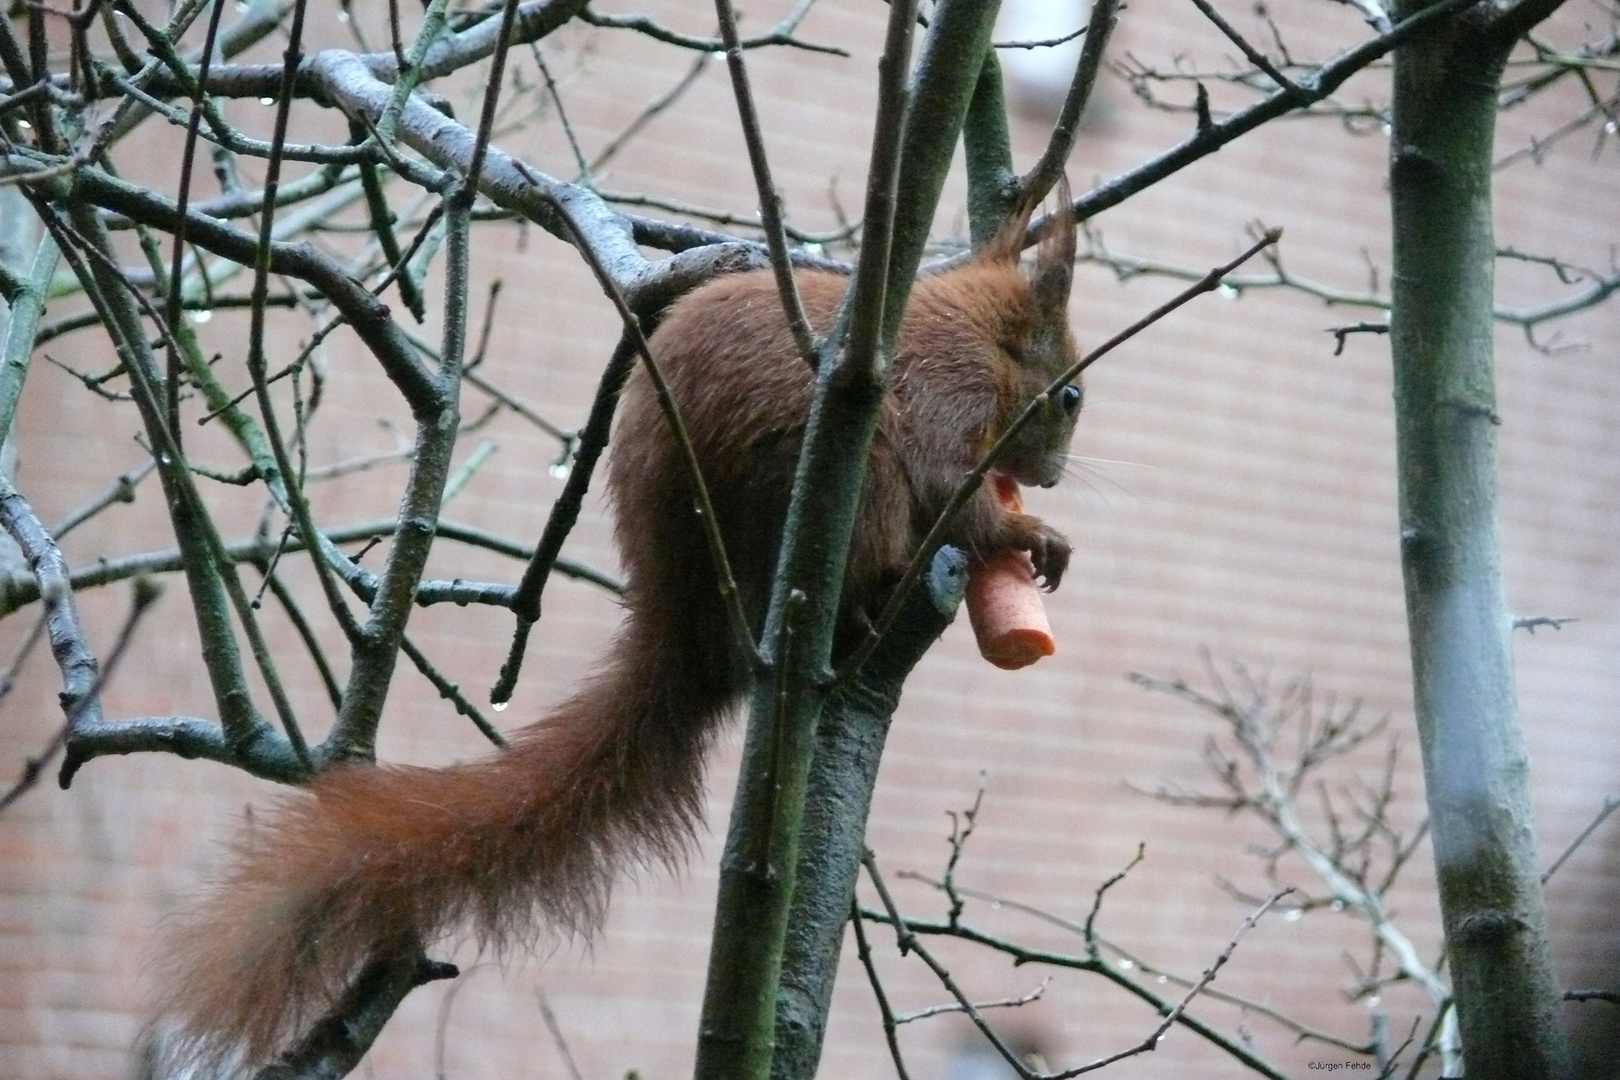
[1059,383,1082,415]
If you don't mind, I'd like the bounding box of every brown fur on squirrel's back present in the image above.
[153,194,1081,1072]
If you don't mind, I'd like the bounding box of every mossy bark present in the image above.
[1389,6,1572,1076]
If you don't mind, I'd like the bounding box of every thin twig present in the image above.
[713,0,815,363]
[0,575,160,815]
[1044,889,1292,1078]
[1186,0,1301,92]
[587,49,713,176]
[533,986,586,1080]
[941,786,985,925]
[857,902,1291,1078]
[164,0,230,446]
[0,516,620,619]
[1082,844,1147,950]
[578,6,845,58]
[463,0,525,202]
[1542,794,1620,884]
[893,980,1049,1024]
[1020,0,1120,204]
[401,634,505,748]
[850,896,913,1080]
[50,458,157,539]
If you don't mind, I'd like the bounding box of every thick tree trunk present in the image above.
[771,550,967,1080]
[1389,8,1572,1077]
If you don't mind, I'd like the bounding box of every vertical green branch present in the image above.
[879,0,1004,349]
[962,49,1016,245]
[1389,5,1572,1076]
[330,193,465,758]
[42,201,305,772]
[164,0,230,444]
[694,3,997,1077]
[239,0,372,722]
[0,232,57,451]
[117,204,379,678]
[378,0,453,143]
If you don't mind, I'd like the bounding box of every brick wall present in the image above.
[3,1,1617,1077]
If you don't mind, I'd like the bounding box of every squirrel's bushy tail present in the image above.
[154,598,736,1071]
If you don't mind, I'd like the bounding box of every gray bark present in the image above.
[1389,6,1573,1075]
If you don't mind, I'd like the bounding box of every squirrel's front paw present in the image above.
[1026,523,1071,592]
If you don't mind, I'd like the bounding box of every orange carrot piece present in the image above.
[965,474,1055,670]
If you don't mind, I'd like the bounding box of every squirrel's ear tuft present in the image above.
[980,190,1034,265]
[978,176,1077,314]
[980,181,1040,266]
[1031,174,1076,315]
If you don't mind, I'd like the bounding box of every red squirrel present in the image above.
[154,190,1082,1069]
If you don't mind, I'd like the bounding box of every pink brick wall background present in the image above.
[3,1,1617,1077]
